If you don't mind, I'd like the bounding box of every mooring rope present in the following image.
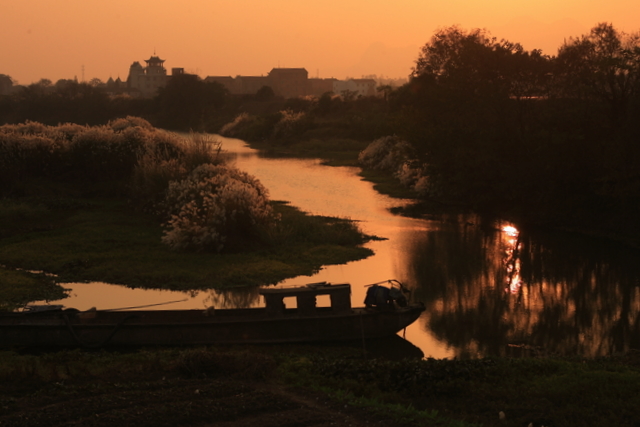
[101,298,189,311]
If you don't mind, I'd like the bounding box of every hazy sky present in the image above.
[3,0,639,85]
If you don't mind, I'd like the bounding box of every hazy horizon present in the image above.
[3,0,639,85]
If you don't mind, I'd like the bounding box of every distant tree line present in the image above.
[0,74,228,132]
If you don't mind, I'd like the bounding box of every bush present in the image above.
[271,109,313,142]
[130,132,223,212]
[359,135,435,195]
[161,164,277,252]
[219,112,282,141]
[0,120,157,192]
[358,135,413,172]
[219,113,251,137]
[108,116,154,132]
[0,119,226,202]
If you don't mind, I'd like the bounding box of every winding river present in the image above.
[48,136,640,358]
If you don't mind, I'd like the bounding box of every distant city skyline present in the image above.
[3,0,639,85]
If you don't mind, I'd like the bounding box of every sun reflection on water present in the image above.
[502,224,523,294]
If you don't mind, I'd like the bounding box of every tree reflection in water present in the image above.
[404,214,640,358]
[201,286,261,309]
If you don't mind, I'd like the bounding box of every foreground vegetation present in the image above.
[1,345,639,426]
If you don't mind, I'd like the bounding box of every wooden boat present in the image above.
[0,281,425,348]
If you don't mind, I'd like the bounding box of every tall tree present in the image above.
[0,74,14,95]
[557,23,640,125]
[400,26,558,211]
[155,74,227,131]
[412,26,552,103]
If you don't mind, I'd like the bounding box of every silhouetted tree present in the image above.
[340,89,358,101]
[376,85,393,102]
[315,91,335,116]
[556,22,640,127]
[394,23,640,238]
[412,26,552,107]
[54,79,76,91]
[554,24,640,229]
[155,74,227,131]
[9,79,111,125]
[37,79,53,89]
[255,85,275,101]
[0,75,15,123]
[0,74,13,95]
[88,78,104,88]
[407,28,531,203]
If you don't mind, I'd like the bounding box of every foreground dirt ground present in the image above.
[0,376,396,427]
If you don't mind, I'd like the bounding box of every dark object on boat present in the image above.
[365,279,409,309]
[0,282,425,348]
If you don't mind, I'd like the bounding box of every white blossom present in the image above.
[161,164,277,252]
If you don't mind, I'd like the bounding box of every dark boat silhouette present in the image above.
[1,282,424,348]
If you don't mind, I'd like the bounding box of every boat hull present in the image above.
[0,305,425,348]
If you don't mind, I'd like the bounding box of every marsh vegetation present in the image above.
[0,119,373,310]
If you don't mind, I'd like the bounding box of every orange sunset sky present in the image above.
[2,0,639,85]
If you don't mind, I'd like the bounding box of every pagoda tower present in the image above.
[144,56,166,76]
[127,54,168,97]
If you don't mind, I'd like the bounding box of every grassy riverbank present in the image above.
[0,120,377,308]
[2,345,640,426]
[0,197,373,307]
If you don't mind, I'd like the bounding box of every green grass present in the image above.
[0,268,67,311]
[2,346,638,426]
[0,198,373,291]
[278,352,640,427]
[318,388,478,427]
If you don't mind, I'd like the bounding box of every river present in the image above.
[48,136,640,358]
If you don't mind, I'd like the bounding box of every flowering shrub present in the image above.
[358,135,413,172]
[108,116,154,132]
[219,113,251,137]
[161,164,276,252]
[13,120,49,135]
[0,133,57,190]
[50,123,88,142]
[271,109,310,141]
[395,162,422,187]
[413,175,431,196]
[66,127,119,180]
[359,135,434,196]
[180,132,223,172]
[396,162,432,196]
[0,119,221,197]
[131,132,223,212]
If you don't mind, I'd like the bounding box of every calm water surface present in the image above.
[48,136,640,358]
